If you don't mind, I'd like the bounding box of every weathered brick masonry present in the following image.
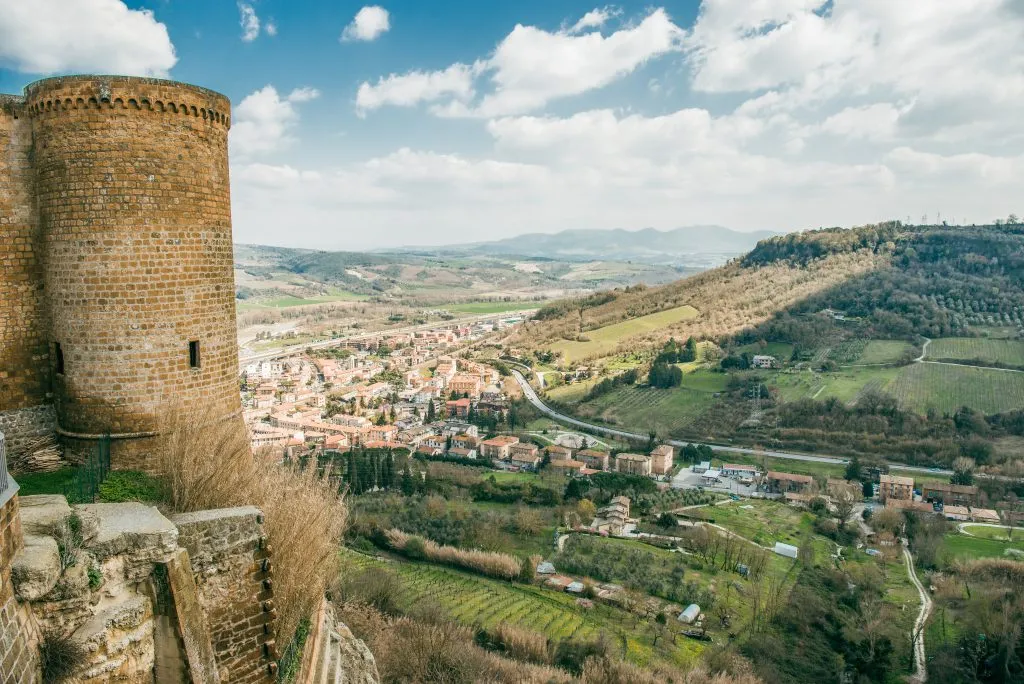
[0,76,243,469]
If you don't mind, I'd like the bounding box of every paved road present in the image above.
[511,370,955,477]
[903,544,931,682]
[238,309,537,369]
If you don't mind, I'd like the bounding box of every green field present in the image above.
[342,551,705,667]
[737,342,794,361]
[940,531,1024,561]
[926,337,1024,367]
[958,524,1024,542]
[446,300,544,314]
[550,305,700,363]
[856,340,916,365]
[769,366,901,404]
[700,500,814,548]
[236,289,368,310]
[885,362,1024,414]
[574,385,715,437]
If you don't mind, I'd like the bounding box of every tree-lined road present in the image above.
[510,370,955,477]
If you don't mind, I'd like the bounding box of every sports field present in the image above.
[926,337,1024,367]
[885,362,1024,415]
[550,305,700,363]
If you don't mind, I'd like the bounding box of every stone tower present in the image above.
[0,76,243,468]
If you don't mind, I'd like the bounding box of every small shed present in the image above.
[773,542,799,559]
[694,461,711,474]
[678,604,701,624]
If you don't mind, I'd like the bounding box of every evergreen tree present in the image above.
[401,465,416,496]
[845,454,863,482]
[426,400,436,422]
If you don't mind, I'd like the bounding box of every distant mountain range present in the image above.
[385,226,780,265]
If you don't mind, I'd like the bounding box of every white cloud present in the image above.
[355,8,684,118]
[567,7,618,34]
[238,2,260,42]
[0,0,176,76]
[231,2,1024,250]
[355,63,479,115]
[265,20,278,37]
[341,6,391,42]
[230,86,320,158]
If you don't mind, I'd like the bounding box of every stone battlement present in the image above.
[21,75,231,130]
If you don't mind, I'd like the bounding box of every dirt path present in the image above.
[914,338,932,363]
[903,545,932,682]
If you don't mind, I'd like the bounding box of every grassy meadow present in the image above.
[885,362,1024,414]
[550,305,700,363]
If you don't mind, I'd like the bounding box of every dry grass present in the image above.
[384,528,523,580]
[486,622,552,665]
[513,250,884,365]
[158,408,347,646]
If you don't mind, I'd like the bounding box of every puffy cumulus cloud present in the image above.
[355,8,684,118]
[229,86,320,158]
[567,7,619,34]
[355,63,479,116]
[232,2,1024,249]
[238,2,260,42]
[0,0,176,76]
[341,6,391,42]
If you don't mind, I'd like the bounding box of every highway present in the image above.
[510,370,955,477]
[237,309,536,370]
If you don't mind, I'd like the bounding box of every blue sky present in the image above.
[2,1,1023,250]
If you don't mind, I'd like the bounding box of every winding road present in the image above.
[511,370,954,477]
[903,545,931,682]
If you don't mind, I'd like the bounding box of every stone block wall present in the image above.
[0,96,49,415]
[173,507,277,683]
[0,407,56,460]
[0,493,42,684]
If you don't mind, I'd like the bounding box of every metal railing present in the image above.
[63,436,111,503]
[0,431,17,508]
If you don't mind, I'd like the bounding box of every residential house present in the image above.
[449,374,482,398]
[367,425,399,443]
[548,459,585,475]
[577,449,610,471]
[592,496,631,535]
[615,453,652,476]
[649,445,674,475]
[480,435,520,460]
[451,434,479,450]
[448,447,477,459]
[921,482,979,507]
[510,450,541,471]
[878,474,914,503]
[751,355,778,369]
[445,397,471,419]
[509,442,539,462]
[546,445,574,462]
[765,471,813,494]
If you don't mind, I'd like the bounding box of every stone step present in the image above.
[11,533,61,600]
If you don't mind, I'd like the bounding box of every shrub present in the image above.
[477,622,552,665]
[97,470,167,502]
[50,516,83,571]
[384,529,523,581]
[40,631,88,682]
[158,407,347,648]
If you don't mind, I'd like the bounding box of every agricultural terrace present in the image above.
[550,305,700,363]
[885,362,1024,415]
[926,337,1024,367]
[340,551,706,668]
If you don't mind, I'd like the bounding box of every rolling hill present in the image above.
[509,222,1024,470]
[387,226,778,266]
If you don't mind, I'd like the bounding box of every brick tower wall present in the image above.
[22,76,243,467]
[0,96,50,416]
